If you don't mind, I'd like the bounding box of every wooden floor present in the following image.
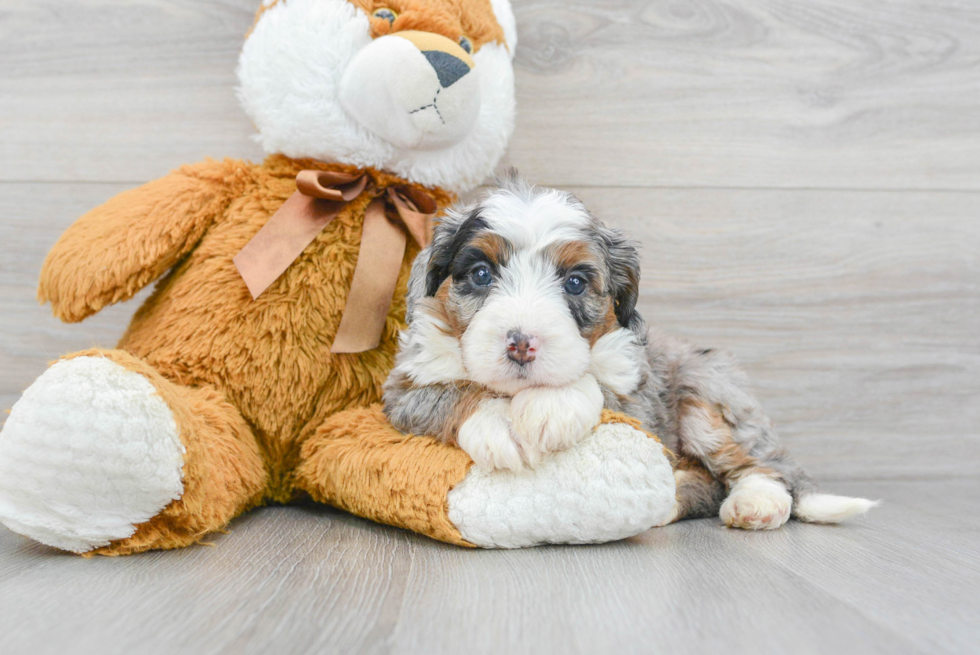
[1,1,978,653]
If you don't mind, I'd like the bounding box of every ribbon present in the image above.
[233,169,438,353]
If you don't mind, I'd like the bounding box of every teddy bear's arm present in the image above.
[38,160,245,323]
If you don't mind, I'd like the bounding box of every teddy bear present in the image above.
[0,0,676,555]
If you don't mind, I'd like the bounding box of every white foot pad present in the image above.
[0,356,185,553]
[447,422,675,548]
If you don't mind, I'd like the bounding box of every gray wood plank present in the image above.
[693,479,980,654]
[4,183,976,480]
[2,478,976,654]
[506,0,980,190]
[4,1,980,190]
[0,506,413,655]
[0,0,265,184]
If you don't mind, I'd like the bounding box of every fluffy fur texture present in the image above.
[449,416,676,548]
[384,174,878,529]
[31,156,448,507]
[238,0,516,193]
[295,405,671,549]
[4,156,459,554]
[0,357,185,553]
[1,1,676,554]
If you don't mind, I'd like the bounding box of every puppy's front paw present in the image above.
[720,474,792,530]
[457,398,524,472]
[510,374,604,467]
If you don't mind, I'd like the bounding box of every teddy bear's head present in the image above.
[238,0,517,193]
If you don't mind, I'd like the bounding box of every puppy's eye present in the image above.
[470,265,493,287]
[564,274,587,296]
[372,8,397,24]
[458,35,473,54]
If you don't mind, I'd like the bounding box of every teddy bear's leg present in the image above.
[293,406,676,548]
[0,349,266,555]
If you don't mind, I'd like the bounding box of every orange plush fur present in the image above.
[253,0,506,51]
[39,156,454,554]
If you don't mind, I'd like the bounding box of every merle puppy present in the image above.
[383,173,876,529]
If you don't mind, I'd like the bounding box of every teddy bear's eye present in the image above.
[458,35,473,54]
[372,8,397,25]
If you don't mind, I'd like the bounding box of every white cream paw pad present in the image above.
[447,422,675,548]
[0,356,185,553]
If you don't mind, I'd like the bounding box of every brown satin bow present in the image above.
[233,169,438,353]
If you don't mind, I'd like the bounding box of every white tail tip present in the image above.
[794,493,879,524]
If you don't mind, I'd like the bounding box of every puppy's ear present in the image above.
[424,207,488,296]
[599,225,641,329]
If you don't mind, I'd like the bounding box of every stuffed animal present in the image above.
[0,0,676,555]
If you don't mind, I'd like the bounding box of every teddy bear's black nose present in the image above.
[422,50,471,88]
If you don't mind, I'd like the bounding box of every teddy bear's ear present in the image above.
[424,209,489,297]
[488,0,518,55]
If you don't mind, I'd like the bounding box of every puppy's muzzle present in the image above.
[506,331,538,366]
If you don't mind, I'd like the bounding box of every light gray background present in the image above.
[1,1,978,653]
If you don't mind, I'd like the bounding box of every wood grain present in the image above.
[506,0,980,189]
[1,480,976,654]
[3,1,980,189]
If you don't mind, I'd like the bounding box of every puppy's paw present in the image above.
[510,374,604,467]
[720,474,792,530]
[457,398,524,472]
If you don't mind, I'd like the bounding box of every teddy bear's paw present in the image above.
[457,398,524,472]
[447,421,676,548]
[509,374,604,468]
[720,474,792,531]
[0,356,185,553]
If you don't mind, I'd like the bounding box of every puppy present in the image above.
[383,173,877,530]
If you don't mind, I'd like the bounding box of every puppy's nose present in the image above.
[506,331,538,366]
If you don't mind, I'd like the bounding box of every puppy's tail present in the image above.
[793,492,879,524]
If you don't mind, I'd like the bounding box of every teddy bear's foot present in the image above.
[447,420,676,548]
[0,356,185,553]
[298,407,676,549]
[0,350,267,555]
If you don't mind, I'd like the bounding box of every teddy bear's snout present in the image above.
[422,50,471,88]
[339,30,481,152]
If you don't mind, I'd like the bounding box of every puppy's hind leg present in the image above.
[665,457,726,524]
[678,397,793,530]
[676,397,877,529]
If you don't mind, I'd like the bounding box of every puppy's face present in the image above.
[417,177,640,395]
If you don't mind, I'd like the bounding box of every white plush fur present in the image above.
[590,328,643,396]
[339,32,480,151]
[237,0,516,193]
[509,374,604,467]
[457,397,523,472]
[720,473,793,530]
[448,422,676,548]
[794,493,880,523]
[396,306,467,385]
[461,251,593,396]
[0,357,185,553]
